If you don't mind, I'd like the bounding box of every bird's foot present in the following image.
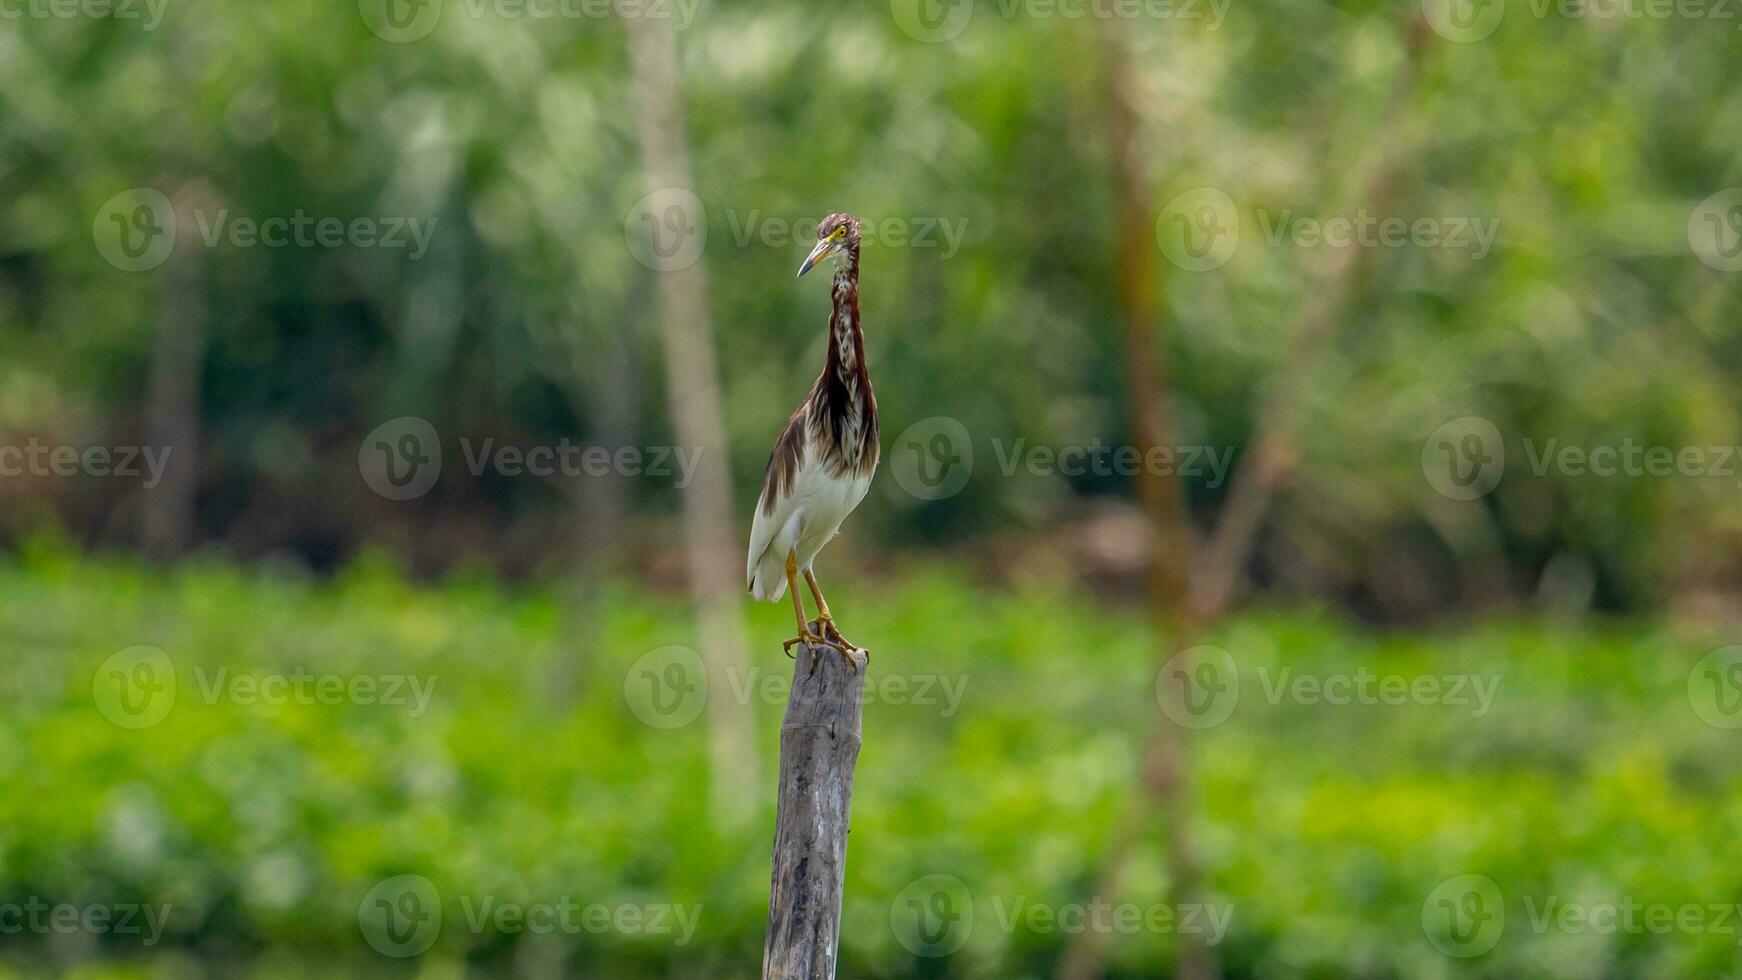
[814,615,863,673]
[785,620,862,674]
[782,628,828,659]
[816,611,846,645]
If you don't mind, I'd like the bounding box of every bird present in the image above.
[746,212,879,663]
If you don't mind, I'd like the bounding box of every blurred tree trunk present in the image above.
[627,15,761,821]
[140,181,210,558]
[1061,22,1435,980]
[1057,25,1212,980]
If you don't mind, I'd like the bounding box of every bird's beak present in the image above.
[797,239,838,278]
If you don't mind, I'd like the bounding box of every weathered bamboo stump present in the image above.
[761,622,869,980]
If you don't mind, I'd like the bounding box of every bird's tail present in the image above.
[748,551,788,602]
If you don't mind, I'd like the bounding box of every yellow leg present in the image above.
[781,551,824,659]
[787,553,808,634]
[803,567,861,663]
[803,568,832,622]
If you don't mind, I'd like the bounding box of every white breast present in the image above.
[788,456,874,571]
[745,430,875,602]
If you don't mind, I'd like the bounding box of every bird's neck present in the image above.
[824,245,866,390]
[813,243,876,467]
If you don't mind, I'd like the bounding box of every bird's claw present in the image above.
[816,614,857,651]
[785,625,862,674]
[782,630,827,659]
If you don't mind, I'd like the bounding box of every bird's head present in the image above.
[797,212,860,278]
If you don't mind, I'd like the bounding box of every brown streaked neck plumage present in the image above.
[813,238,878,473]
[825,242,864,387]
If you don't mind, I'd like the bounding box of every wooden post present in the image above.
[762,626,869,980]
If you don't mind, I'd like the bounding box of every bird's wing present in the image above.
[746,400,810,589]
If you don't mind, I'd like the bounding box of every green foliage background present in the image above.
[3,0,1742,976]
[5,546,1742,977]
